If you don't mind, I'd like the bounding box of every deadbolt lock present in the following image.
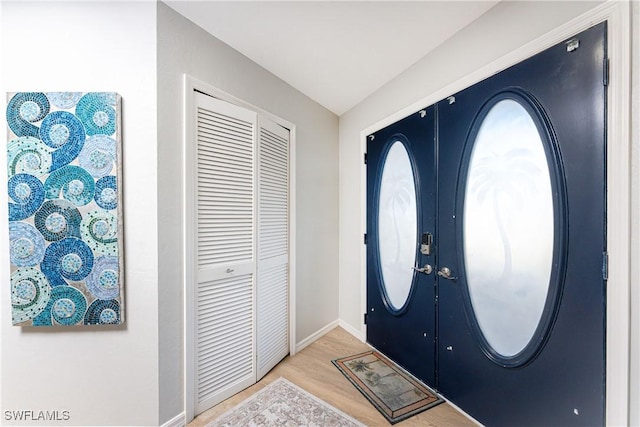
[420,232,433,255]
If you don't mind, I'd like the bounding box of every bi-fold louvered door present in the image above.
[192,92,289,415]
[256,118,290,379]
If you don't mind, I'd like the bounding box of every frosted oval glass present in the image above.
[378,141,417,311]
[463,99,554,358]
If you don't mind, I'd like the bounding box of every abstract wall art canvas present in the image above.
[6,92,124,326]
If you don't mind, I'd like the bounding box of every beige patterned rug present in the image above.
[206,377,365,427]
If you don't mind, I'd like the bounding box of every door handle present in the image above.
[437,267,457,281]
[412,264,433,275]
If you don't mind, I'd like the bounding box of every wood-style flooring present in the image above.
[188,327,476,427]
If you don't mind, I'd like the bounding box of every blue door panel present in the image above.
[437,22,606,426]
[366,108,437,387]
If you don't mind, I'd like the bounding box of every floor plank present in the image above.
[188,327,476,427]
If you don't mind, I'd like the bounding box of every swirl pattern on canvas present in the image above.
[6,92,122,327]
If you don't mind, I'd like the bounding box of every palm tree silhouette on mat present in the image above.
[348,360,371,373]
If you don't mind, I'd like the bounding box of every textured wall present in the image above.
[157,3,339,423]
[630,2,640,424]
[0,2,159,426]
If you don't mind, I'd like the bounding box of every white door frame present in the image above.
[359,2,631,425]
[183,74,297,422]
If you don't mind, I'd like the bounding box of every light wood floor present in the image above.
[188,327,476,427]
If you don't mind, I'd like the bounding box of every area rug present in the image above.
[333,350,444,424]
[206,377,365,427]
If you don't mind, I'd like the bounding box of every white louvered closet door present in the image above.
[194,93,257,414]
[257,117,290,379]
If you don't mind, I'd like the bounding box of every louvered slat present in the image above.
[197,105,254,269]
[258,126,288,261]
[196,274,254,402]
[257,264,289,373]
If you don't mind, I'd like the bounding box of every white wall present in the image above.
[157,2,339,423]
[338,0,638,423]
[630,2,640,425]
[0,2,159,426]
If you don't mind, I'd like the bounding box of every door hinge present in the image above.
[364,313,368,325]
[364,152,368,165]
[603,57,610,87]
[566,38,580,52]
[602,251,608,281]
[364,233,368,245]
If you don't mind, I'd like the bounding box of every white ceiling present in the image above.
[165,1,499,115]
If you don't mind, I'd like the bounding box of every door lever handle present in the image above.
[437,267,457,281]
[412,264,433,275]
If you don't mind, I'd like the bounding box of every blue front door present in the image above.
[367,22,607,426]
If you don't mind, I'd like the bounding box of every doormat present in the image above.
[206,377,365,427]
[332,350,443,424]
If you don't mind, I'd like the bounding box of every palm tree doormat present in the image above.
[332,350,444,424]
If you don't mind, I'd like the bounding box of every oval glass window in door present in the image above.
[463,97,555,359]
[377,140,418,312]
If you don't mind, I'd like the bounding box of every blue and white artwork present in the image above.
[6,92,123,326]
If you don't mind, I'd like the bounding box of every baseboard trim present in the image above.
[161,412,186,427]
[295,319,339,352]
[338,319,364,342]
[440,397,482,426]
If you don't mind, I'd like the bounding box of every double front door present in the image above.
[366,23,607,426]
